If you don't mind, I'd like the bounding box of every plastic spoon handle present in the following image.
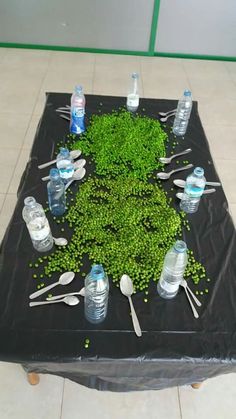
[184,288,199,319]
[170,164,193,176]
[170,148,192,160]
[29,281,59,299]
[42,175,50,181]
[186,285,202,307]
[206,181,221,187]
[47,291,83,301]
[30,299,63,307]
[128,296,142,337]
[65,179,74,191]
[38,159,57,170]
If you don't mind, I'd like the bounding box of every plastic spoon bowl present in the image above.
[29,271,75,300]
[158,108,177,117]
[53,237,68,246]
[120,274,142,337]
[29,295,79,307]
[65,167,86,191]
[159,112,176,122]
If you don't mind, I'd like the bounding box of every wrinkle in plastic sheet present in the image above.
[0,93,236,391]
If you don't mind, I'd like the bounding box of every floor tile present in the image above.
[142,74,190,100]
[214,159,236,203]
[141,56,184,78]
[0,193,5,212]
[23,115,41,148]
[0,48,7,62]
[0,83,40,115]
[204,125,236,160]
[0,194,17,228]
[61,379,181,419]
[50,50,95,69]
[179,373,236,419]
[198,98,236,127]
[0,149,20,193]
[94,54,142,97]
[8,148,31,194]
[0,362,63,419]
[190,77,236,100]
[183,59,230,80]
[0,114,30,149]
[228,203,236,226]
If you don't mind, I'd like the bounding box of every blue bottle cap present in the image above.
[184,90,191,96]
[90,264,105,280]
[174,240,187,253]
[60,147,70,157]
[50,168,60,179]
[75,85,82,93]
[194,167,204,176]
[132,72,139,79]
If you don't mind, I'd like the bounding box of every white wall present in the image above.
[155,0,236,56]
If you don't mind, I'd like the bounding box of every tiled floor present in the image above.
[0,48,235,418]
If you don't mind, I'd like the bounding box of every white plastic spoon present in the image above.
[46,287,85,301]
[29,295,79,307]
[65,167,86,191]
[41,159,86,181]
[157,164,193,180]
[176,189,216,200]
[120,274,142,337]
[53,237,68,246]
[174,179,221,188]
[38,149,81,170]
[29,272,75,300]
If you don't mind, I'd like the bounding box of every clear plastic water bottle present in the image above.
[173,90,192,136]
[70,85,86,135]
[22,196,53,252]
[47,168,66,216]
[126,72,139,112]
[180,167,206,213]
[84,264,109,324]
[56,147,74,183]
[157,241,188,299]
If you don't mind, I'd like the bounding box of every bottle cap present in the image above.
[75,85,82,93]
[90,264,105,280]
[50,168,60,179]
[24,196,36,207]
[60,147,70,157]
[184,89,191,96]
[194,167,204,177]
[174,240,187,253]
[131,72,139,79]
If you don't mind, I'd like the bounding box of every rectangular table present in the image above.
[0,93,235,391]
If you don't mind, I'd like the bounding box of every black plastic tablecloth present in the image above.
[0,93,236,391]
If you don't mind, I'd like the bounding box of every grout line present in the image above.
[5,51,53,195]
[30,50,53,117]
[59,379,65,419]
[177,386,183,419]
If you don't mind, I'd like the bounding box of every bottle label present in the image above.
[71,107,85,134]
[28,219,51,241]
[127,94,139,107]
[159,277,179,293]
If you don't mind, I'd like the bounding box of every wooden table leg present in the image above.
[191,382,202,389]
[27,372,40,385]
